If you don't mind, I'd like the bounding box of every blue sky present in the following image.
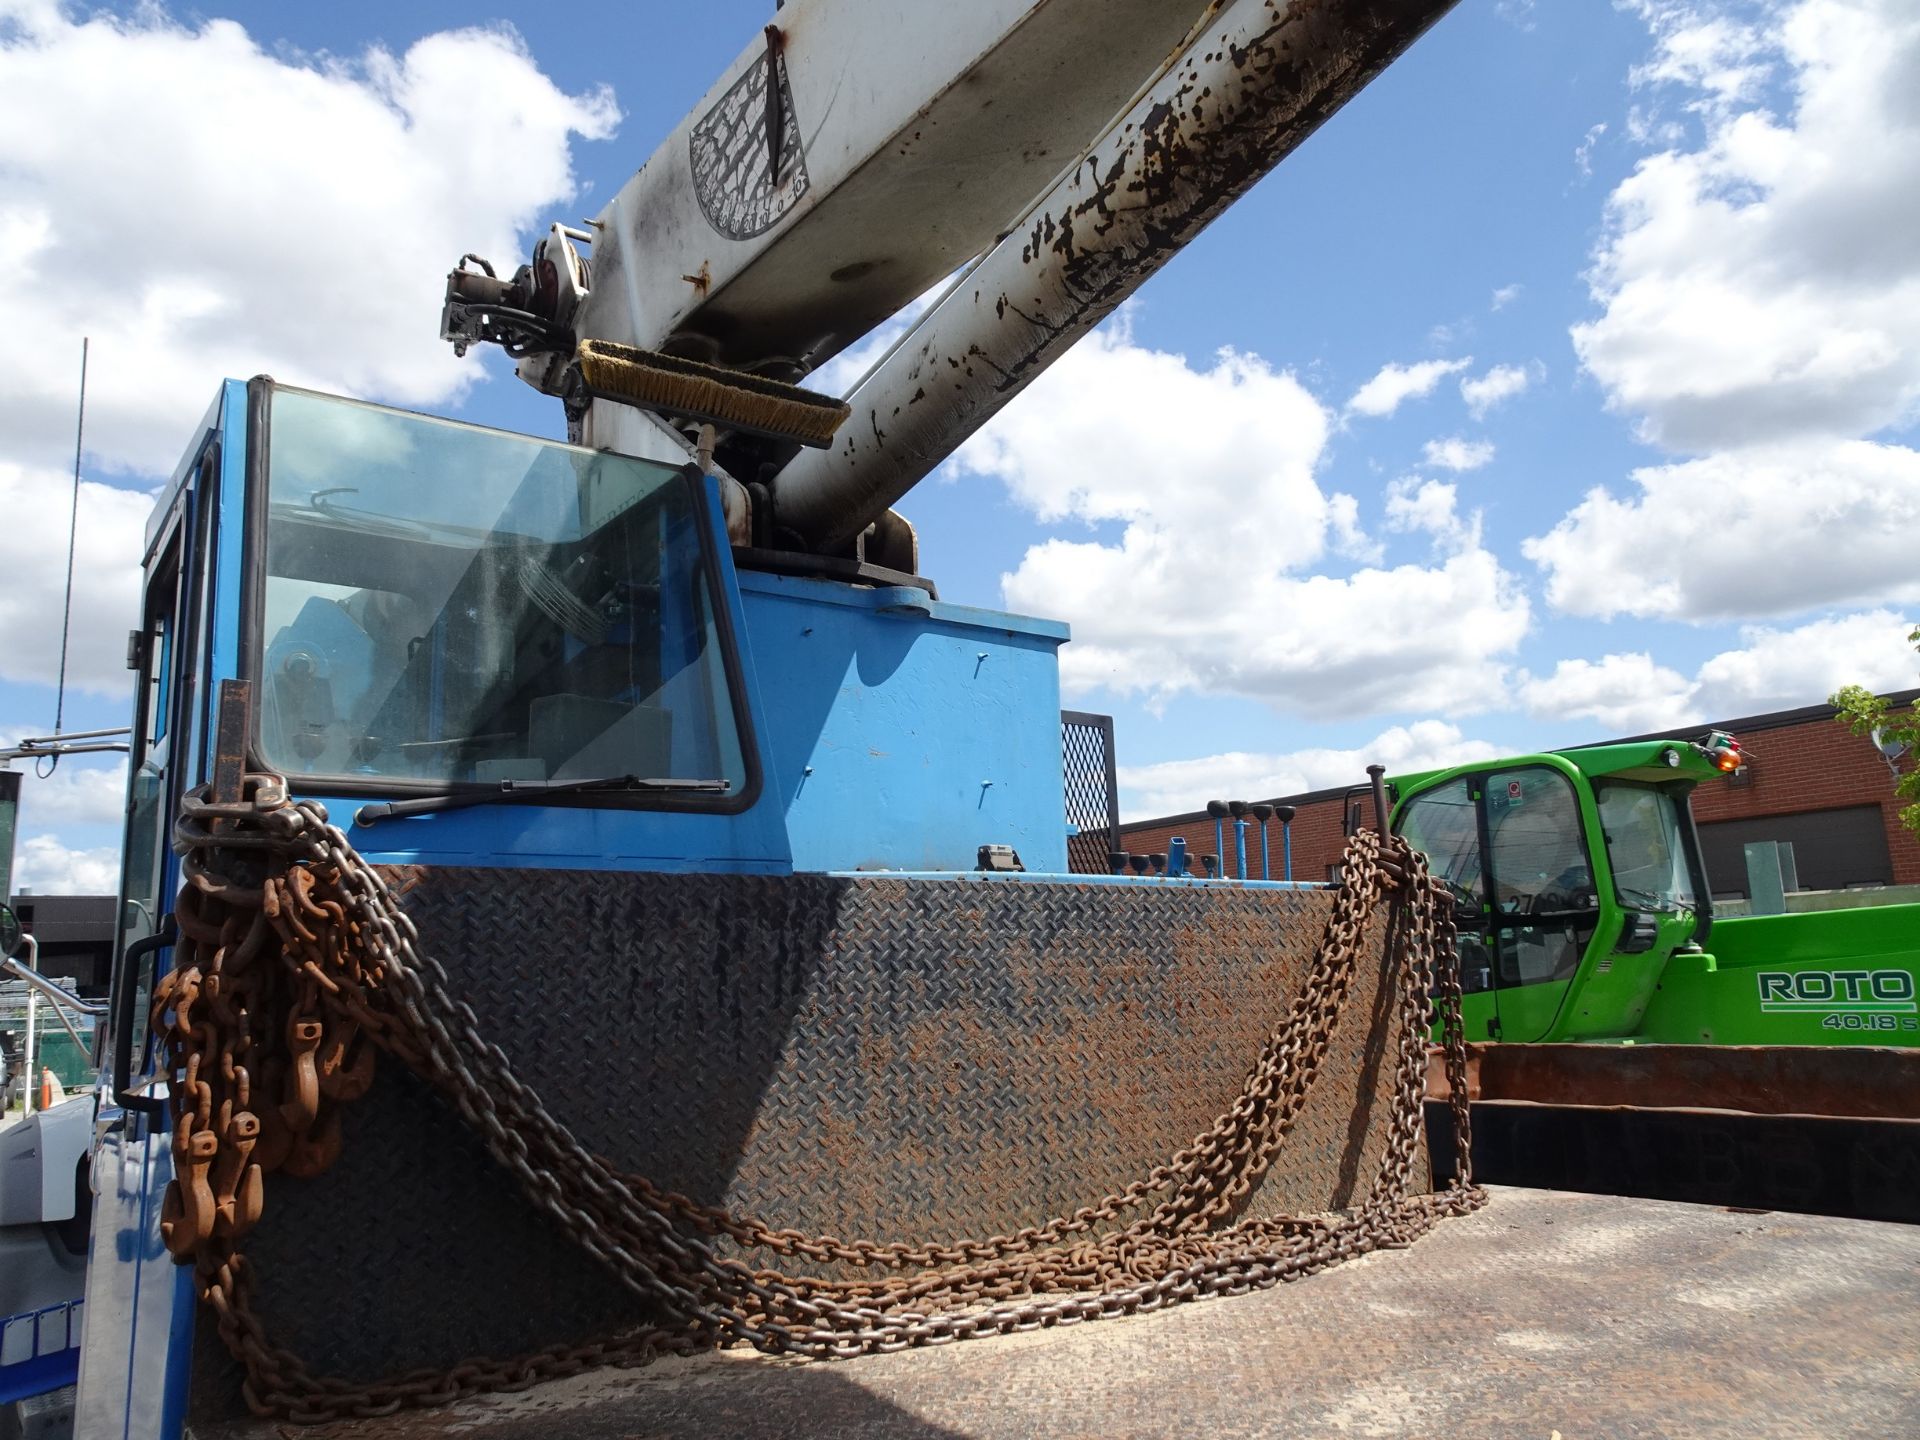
[1,0,1917,889]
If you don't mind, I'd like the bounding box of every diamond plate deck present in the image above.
[197,1188,1920,1440]
[192,869,1414,1419]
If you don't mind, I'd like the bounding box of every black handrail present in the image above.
[111,916,177,1119]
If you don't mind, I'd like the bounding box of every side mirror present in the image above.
[0,904,20,960]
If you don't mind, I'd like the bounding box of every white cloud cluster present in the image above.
[1525,441,1920,623]
[1422,437,1495,472]
[0,463,152,694]
[1626,0,1776,114]
[0,755,129,829]
[954,323,1531,719]
[1518,652,1695,733]
[1118,721,1501,821]
[1384,478,1479,553]
[1459,363,1535,419]
[11,834,120,895]
[1520,610,1918,732]
[1579,0,1920,453]
[0,2,618,478]
[1541,0,1920,628]
[1693,610,1919,712]
[1346,358,1470,419]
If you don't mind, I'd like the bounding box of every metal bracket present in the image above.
[212,678,253,806]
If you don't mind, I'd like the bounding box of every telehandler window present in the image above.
[1397,779,1492,994]
[1483,767,1594,989]
[253,387,750,802]
[1594,782,1695,912]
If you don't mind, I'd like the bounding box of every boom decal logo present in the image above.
[691,38,810,241]
[1755,969,1917,1013]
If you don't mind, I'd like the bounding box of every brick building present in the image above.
[1116,691,1920,898]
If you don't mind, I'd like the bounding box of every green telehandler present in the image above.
[1391,730,1919,1222]
[1392,729,1918,1047]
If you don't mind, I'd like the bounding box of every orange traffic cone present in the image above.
[38,1067,57,1110]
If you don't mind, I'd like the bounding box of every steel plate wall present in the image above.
[194,868,1418,1407]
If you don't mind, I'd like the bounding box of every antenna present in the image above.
[45,337,88,777]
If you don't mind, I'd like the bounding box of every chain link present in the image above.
[152,775,1482,1422]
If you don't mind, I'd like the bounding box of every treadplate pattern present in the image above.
[192,870,1415,1413]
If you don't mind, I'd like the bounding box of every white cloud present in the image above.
[0,464,153,694]
[1459,363,1535,419]
[1118,722,1502,820]
[11,834,120,895]
[1575,0,1920,452]
[1491,284,1523,311]
[0,753,128,829]
[1626,2,1774,112]
[1695,610,1919,713]
[1524,441,1920,621]
[1520,610,1918,734]
[1346,358,1471,419]
[1384,478,1479,552]
[0,4,618,479]
[954,323,1531,720]
[1519,653,1698,732]
[1495,0,1538,31]
[1574,122,1608,178]
[1421,437,1495,472]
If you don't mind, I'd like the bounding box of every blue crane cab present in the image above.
[70,375,1375,1440]
[76,377,1077,1434]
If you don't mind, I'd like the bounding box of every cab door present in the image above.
[1479,766,1599,1042]
[74,438,221,1440]
[1399,766,1601,1043]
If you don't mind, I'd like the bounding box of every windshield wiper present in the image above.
[1616,883,1677,911]
[355,774,729,826]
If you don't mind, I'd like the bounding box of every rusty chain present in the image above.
[152,774,1481,1423]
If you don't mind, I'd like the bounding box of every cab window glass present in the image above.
[1595,782,1696,911]
[1399,779,1493,995]
[258,388,747,797]
[1484,769,1594,912]
[1485,768,1594,990]
[1400,779,1485,905]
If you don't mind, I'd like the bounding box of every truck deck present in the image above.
[200,1187,1920,1439]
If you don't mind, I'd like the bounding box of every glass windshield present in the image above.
[1399,779,1485,908]
[257,387,746,796]
[1398,779,1493,994]
[1484,768,1595,912]
[1595,782,1695,911]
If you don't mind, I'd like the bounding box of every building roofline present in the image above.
[1117,687,1920,837]
[1558,687,1919,749]
[1120,782,1363,835]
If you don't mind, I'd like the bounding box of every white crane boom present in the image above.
[445,2,1220,390]
[582,0,1224,377]
[443,0,1457,559]
[774,0,1456,548]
